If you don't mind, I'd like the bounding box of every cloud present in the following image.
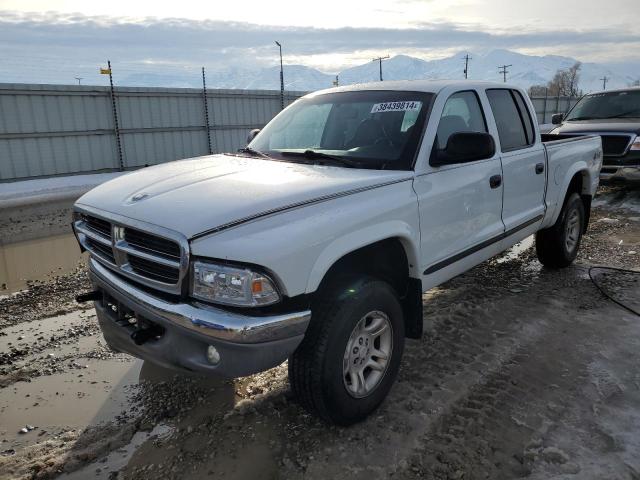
[0,10,638,85]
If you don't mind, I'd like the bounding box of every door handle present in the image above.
[489,175,502,189]
[535,163,545,174]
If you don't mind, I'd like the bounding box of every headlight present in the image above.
[630,138,640,151]
[192,261,280,307]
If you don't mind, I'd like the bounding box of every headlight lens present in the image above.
[630,138,640,151]
[192,261,280,307]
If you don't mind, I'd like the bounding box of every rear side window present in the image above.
[512,91,535,145]
[436,91,487,149]
[486,89,531,151]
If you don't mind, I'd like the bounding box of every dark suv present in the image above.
[549,87,640,181]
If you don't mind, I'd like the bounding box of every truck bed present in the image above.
[540,133,602,230]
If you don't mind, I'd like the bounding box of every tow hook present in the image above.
[76,291,102,303]
[131,326,163,345]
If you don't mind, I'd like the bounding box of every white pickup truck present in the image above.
[73,80,602,425]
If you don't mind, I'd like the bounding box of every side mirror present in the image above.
[431,132,496,167]
[551,113,564,125]
[247,128,261,144]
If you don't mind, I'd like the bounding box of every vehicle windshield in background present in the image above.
[565,90,640,121]
[248,90,434,170]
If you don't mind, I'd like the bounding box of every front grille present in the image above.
[75,212,187,294]
[87,238,116,263]
[601,135,633,156]
[85,215,112,238]
[124,228,181,260]
[128,256,180,283]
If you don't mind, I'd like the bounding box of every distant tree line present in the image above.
[529,62,583,97]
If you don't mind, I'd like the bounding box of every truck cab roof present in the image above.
[307,79,522,97]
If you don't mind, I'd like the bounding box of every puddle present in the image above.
[58,423,174,480]
[0,357,142,446]
[0,232,86,294]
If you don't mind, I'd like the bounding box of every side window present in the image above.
[512,90,535,145]
[486,89,528,151]
[436,91,487,149]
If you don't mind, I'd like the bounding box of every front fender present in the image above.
[305,221,420,293]
[190,179,420,298]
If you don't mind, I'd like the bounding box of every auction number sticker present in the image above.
[371,101,422,113]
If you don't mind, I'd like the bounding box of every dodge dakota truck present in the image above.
[73,80,602,425]
[549,86,640,181]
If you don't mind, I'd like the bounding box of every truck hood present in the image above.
[552,119,640,135]
[76,155,412,239]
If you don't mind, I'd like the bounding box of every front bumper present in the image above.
[90,258,311,377]
[600,165,640,181]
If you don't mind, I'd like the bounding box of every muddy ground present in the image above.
[1,185,639,480]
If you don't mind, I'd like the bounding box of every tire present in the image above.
[535,192,585,268]
[289,275,405,425]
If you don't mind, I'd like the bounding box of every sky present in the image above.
[1,0,639,85]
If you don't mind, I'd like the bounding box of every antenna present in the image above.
[372,55,390,81]
[463,54,472,79]
[498,64,512,83]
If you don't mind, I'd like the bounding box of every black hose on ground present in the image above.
[588,266,640,317]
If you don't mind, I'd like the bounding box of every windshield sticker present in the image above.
[371,101,422,113]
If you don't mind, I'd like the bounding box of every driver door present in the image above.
[413,90,505,287]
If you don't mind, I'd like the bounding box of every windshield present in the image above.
[565,90,640,121]
[247,90,434,170]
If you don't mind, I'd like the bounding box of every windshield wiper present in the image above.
[601,109,640,119]
[236,147,271,158]
[280,150,362,168]
[566,116,597,121]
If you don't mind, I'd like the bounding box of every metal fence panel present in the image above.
[0,83,577,181]
[0,83,305,181]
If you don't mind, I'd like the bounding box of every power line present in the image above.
[600,76,609,90]
[463,54,472,79]
[498,64,512,83]
[372,55,390,81]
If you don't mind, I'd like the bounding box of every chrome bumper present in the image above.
[89,258,311,344]
[600,166,640,181]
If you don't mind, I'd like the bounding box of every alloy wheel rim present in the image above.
[342,310,393,398]
[565,208,581,252]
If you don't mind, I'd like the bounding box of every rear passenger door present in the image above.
[486,89,546,233]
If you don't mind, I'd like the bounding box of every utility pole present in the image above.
[333,75,339,87]
[275,41,284,110]
[74,77,83,85]
[499,64,512,83]
[372,55,390,81]
[463,54,472,79]
[600,76,609,90]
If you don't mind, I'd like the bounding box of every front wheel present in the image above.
[288,276,405,425]
[536,192,585,268]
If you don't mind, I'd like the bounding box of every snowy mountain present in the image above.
[117,50,638,93]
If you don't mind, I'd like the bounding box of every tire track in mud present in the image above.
[401,275,640,480]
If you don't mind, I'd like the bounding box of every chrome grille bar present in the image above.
[73,206,190,295]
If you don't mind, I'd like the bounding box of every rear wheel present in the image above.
[289,276,405,425]
[536,192,585,268]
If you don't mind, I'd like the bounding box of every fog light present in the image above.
[206,345,221,365]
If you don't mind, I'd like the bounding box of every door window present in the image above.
[486,89,531,151]
[436,91,487,149]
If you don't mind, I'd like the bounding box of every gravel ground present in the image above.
[1,184,639,480]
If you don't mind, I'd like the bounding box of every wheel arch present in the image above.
[308,232,423,339]
[561,169,592,233]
